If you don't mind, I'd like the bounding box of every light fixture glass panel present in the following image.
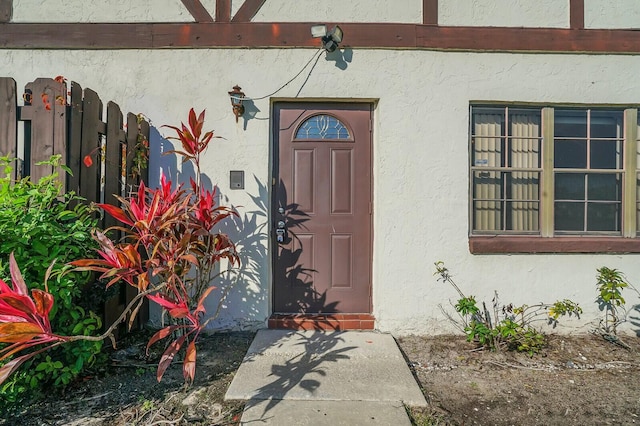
[330,26,343,43]
[311,24,327,38]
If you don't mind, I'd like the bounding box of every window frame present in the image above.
[468,104,640,253]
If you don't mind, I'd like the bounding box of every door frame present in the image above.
[269,100,375,316]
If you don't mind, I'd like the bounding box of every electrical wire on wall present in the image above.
[230,47,325,114]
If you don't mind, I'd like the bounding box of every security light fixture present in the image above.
[228,85,245,123]
[311,24,344,52]
[311,24,327,38]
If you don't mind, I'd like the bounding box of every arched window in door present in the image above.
[294,114,352,140]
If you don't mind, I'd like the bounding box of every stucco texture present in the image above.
[11,0,194,22]
[2,48,640,335]
[585,0,640,29]
[439,0,569,28]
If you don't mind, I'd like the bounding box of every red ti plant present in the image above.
[72,108,239,383]
[0,108,239,386]
[0,254,69,383]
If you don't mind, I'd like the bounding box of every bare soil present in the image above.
[2,332,640,425]
[399,333,640,425]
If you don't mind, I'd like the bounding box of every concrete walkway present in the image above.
[225,329,427,425]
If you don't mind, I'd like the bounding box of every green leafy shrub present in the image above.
[434,261,582,355]
[595,266,628,336]
[594,267,640,349]
[0,156,104,408]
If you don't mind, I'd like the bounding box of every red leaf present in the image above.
[157,334,186,382]
[146,325,182,355]
[0,322,43,343]
[31,289,54,320]
[9,253,28,296]
[0,294,37,318]
[45,103,52,111]
[195,286,217,315]
[188,108,198,138]
[68,259,109,269]
[0,353,33,386]
[147,294,181,311]
[168,307,189,319]
[98,203,133,226]
[183,341,196,383]
[83,155,93,167]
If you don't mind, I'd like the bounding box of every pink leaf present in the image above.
[147,294,181,311]
[157,335,186,382]
[0,353,33,386]
[9,253,28,296]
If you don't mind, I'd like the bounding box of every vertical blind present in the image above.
[472,108,541,232]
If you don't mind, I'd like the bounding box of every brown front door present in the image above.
[273,103,373,314]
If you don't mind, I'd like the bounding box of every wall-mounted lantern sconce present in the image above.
[311,24,344,52]
[228,85,245,122]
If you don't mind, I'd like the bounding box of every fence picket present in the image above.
[0,78,17,175]
[105,101,124,231]
[23,78,67,185]
[67,81,83,199]
[1,76,151,335]
[78,88,103,217]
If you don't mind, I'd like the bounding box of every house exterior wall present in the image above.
[11,0,195,22]
[252,0,422,23]
[2,1,640,335]
[585,0,640,29]
[439,0,569,28]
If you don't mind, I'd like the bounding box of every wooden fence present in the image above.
[0,76,150,333]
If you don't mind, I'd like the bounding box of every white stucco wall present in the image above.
[10,0,422,23]
[11,0,194,22]
[585,0,640,29]
[252,0,422,23]
[439,0,569,28]
[3,48,640,336]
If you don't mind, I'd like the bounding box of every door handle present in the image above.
[275,221,287,243]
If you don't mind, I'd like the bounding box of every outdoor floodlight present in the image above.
[311,24,344,52]
[311,24,327,38]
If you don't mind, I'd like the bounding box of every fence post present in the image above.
[0,77,17,178]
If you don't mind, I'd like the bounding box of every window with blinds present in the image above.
[470,105,639,237]
[471,107,541,233]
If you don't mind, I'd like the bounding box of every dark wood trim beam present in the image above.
[0,23,152,48]
[215,0,231,22]
[2,22,640,53]
[151,22,320,47]
[469,236,640,254]
[232,0,267,23]
[423,0,438,26]
[570,0,585,30]
[416,26,640,53]
[180,0,213,23]
[0,0,12,23]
